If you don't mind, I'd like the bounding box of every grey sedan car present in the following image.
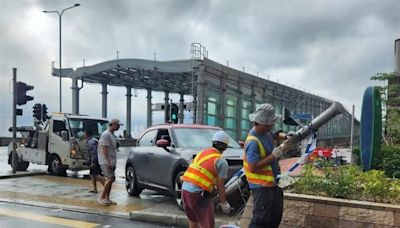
[125,124,243,208]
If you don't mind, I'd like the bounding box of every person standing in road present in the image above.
[85,129,105,193]
[181,131,232,228]
[244,104,291,228]
[97,119,122,206]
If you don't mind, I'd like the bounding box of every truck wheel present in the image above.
[8,154,30,171]
[48,155,66,176]
[174,171,185,210]
[125,166,143,196]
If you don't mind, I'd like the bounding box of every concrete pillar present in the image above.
[236,81,243,140]
[126,86,132,138]
[192,95,197,124]
[147,89,152,127]
[251,85,256,113]
[196,74,205,125]
[220,78,226,128]
[179,93,184,124]
[101,83,108,118]
[71,77,79,115]
[164,91,169,123]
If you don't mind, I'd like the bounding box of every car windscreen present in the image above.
[68,118,108,139]
[172,128,241,148]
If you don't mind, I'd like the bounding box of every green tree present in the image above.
[370,72,400,144]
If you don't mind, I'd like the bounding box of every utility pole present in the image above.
[43,3,81,112]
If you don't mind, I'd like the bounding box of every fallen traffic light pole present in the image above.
[221,101,346,215]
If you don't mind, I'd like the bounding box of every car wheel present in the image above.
[174,171,185,210]
[48,155,66,176]
[8,153,29,171]
[125,166,143,196]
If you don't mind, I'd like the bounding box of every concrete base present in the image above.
[240,193,400,228]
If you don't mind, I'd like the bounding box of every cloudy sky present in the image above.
[1,0,399,137]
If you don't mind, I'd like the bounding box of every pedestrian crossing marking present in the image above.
[0,208,100,228]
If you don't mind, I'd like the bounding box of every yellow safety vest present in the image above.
[243,135,275,187]
[181,148,221,192]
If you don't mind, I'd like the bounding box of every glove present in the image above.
[272,147,284,159]
[219,201,231,214]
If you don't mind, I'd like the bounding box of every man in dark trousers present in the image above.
[244,103,291,228]
[181,131,232,228]
[85,129,105,193]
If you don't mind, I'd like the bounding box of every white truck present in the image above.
[8,113,109,175]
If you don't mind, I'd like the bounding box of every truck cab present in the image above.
[8,113,108,175]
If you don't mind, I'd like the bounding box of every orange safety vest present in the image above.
[181,148,221,192]
[243,135,275,187]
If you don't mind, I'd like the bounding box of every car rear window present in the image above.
[172,128,241,148]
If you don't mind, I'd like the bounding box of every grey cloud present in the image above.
[1,0,399,136]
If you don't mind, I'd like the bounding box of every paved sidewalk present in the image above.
[0,174,238,226]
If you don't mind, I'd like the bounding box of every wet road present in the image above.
[0,201,172,228]
[0,146,131,180]
[0,146,297,227]
[0,146,176,214]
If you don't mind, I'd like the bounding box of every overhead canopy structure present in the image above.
[53,58,202,137]
[53,57,359,144]
[56,58,200,93]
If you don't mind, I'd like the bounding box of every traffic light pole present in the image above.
[12,68,17,173]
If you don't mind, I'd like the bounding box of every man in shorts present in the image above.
[85,129,106,193]
[181,131,232,228]
[97,119,121,206]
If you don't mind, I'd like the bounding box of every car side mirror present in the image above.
[238,141,245,149]
[61,131,69,141]
[156,139,170,148]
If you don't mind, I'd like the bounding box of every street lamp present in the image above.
[43,3,80,112]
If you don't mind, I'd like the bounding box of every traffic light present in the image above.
[33,103,42,120]
[16,82,34,106]
[42,104,49,121]
[171,103,179,124]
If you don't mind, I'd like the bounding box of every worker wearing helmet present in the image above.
[181,130,231,228]
[244,103,291,228]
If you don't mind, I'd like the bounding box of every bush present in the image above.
[288,163,400,204]
[289,164,325,195]
[376,145,400,178]
[359,170,392,202]
[324,165,362,199]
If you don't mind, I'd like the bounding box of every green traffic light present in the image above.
[172,114,177,120]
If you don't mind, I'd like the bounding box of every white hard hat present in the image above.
[212,131,229,145]
[249,103,279,125]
